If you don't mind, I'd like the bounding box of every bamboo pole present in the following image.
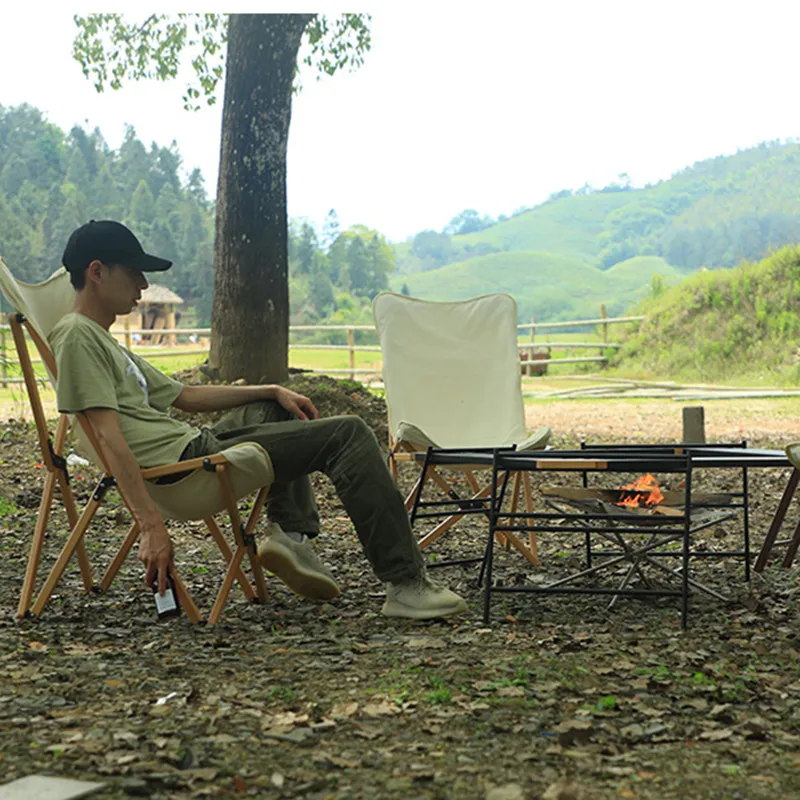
[1,325,7,388]
[347,328,356,380]
[526,315,535,377]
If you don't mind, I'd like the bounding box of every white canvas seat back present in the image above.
[0,261,75,340]
[0,263,101,462]
[373,292,529,449]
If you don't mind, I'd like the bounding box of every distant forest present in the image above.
[0,103,396,329]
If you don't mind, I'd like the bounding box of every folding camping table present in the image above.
[408,444,793,628]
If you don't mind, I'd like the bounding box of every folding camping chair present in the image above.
[0,259,273,624]
[372,292,551,567]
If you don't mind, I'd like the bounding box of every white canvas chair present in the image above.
[372,292,551,566]
[0,258,274,623]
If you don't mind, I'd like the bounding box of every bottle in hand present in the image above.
[152,571,181,620]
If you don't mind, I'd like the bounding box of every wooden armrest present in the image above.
[141,452,229,480]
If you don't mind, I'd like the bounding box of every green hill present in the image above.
[395,141,800,321]
[391,252,683,322]
[454,192,634,263]
[613,244,800,383]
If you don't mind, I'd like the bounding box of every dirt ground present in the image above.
[1,378,800,799]
[526,397,800,445]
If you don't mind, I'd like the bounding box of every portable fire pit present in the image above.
[537,479,739,613]
[540,483,736,527]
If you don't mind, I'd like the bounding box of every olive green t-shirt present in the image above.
[49,313,200,467]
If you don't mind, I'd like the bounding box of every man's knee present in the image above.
[334,415,378,446]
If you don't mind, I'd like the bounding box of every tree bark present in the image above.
[209,13,313,383]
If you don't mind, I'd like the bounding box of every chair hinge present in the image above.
[93,476,116,502]
[242,529,256,550]
[15,312,26,324]
[48,439,70,484]
[202,457,216,472]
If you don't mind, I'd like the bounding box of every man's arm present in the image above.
[173,384,319,420]
[82,407,174,595]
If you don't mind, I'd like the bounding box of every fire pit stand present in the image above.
[483,443,789,628]
[540,491,736,608]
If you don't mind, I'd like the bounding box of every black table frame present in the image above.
[408,444,791,629]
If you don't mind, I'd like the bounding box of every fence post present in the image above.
[348,328,355,380]
[0,326,6,389]
[682,406,706,443]
[600,304,608,345]
[124,317,131,350]
[526,315,535,377]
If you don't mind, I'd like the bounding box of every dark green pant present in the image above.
[181,401,425,583]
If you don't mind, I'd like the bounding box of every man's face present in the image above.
[98,262,149,315]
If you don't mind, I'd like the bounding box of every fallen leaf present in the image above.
[331,701,359,718]
[555,719,593,747]
[405,637,447,649]
[542,778,584,799]
[487,783,525,800]
[700,728,734,741]
[362,701,400,718]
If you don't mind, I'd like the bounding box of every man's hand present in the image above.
[274,387,319,421]
[83,407,177,596]
[139,520,175,595]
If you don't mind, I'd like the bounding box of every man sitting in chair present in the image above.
[49,220,467,620]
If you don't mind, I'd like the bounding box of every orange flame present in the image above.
[617,472,664,508]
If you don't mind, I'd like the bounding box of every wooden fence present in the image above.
[0,308,644,387]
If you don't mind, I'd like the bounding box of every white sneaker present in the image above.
[258,523,340,601]
[381,573,468,619]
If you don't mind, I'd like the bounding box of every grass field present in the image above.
[0,324,786,420]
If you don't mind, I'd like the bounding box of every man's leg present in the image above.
[208,405,424,583]
[188,402,466,618]
[211,401,320,536]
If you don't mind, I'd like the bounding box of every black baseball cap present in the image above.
[62,220,172,273]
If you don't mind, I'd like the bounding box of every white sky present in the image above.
[2,1,800,242]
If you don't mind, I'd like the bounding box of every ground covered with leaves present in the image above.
[1,377,800,799]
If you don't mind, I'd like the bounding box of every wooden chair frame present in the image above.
[754,467,800,571]
[389,435,540,567]
[10,311,270,624]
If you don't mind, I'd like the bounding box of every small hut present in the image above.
[113,284,184,345]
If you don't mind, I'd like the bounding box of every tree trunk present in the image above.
[209,13,313,384]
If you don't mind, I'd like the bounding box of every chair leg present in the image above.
[781,517,800,568]
[208,547,248,625]
[31,498,101,617]
[57,476,95,594]
[417,484,494,548]
[464,471,481,494]
[244,488,269,603]
[211,465,269,621]
[170,568,203,623]
[248,550,269,604]
[17,469,58,618]
[504,472,524,551]
[755,468,800,572]
[522,472,540,567]
[404,475,424,512]
[205,517,256,600]
[52,421,94,593]
[98,522,140,592]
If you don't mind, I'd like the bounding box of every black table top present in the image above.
[417,445,792,472]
